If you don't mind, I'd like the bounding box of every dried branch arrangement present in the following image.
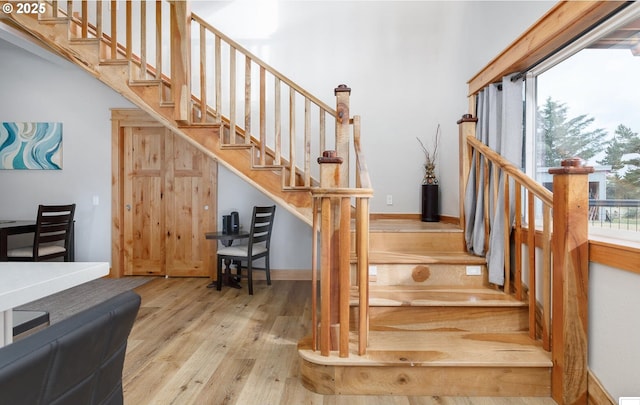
[417,124,441,184]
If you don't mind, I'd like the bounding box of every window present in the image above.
[525,2,640,234]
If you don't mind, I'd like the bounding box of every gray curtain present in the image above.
[464,75,523,285]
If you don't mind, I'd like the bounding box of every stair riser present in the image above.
[351,306,529,333]
[301,359,550,396]
[357,231,466,253]
[354,263,488,287]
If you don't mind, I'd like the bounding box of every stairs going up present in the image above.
[3,8,316,225]
[299,218,552,396]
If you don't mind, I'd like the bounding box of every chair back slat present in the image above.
[37,223,70,244]
[33,204,76,261]
[248,206,276,254]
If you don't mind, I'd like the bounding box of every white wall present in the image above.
[590,263,640,399]
[527,242,640,400]
[0,39,133,262]
[193,0,555,216]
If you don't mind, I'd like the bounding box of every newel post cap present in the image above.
[317,150,344,164]
[548,157,595,175]
[334,84,351,95]
[457,113,478,124]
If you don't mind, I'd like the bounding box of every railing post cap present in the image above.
[549,157,595,175]
[317,150,343,164]
[457,113,478,124]
[562,157,585,167]
[335,84,351,95]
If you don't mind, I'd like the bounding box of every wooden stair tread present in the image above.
[98,58,130,66]
[128,79,163,87]
[299,331,551,368]
[177,122,221,129]
[251,164,284,170]
[38,17,68,24]
[220,143,253,150]
[366,250,486,264]
[367,219,462,233]
[69,38,99,44]
[352,286,526,307]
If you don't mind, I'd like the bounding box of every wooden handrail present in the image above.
[464,133,554,349]
[463,121,592,404]
[191,14,337,117]
[466,136,552,206]
[310,188,373,198]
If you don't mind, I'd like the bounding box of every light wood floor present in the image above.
[123,277,558,405]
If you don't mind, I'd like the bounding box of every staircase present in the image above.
[2,2,553,398]
[299,220,552,396]
[1,2,316,224]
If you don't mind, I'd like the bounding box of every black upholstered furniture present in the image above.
[0,290,141,405]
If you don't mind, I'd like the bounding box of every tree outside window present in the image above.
[534,47,640,232]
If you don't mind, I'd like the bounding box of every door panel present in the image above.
[124,126,165,276]
[165,133,215,277]
[122,124,215,277]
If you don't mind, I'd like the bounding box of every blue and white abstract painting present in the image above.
[0,122,63,170]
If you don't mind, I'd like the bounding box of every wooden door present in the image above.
[165,134,216,277]
[124,126,165,276]
[121,123,216,277]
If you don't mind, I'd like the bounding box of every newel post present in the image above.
[549,158,593,405]
[335,85,351,188]
[457,112,478,235]
[317,151,349,357]
[169,1,191,124]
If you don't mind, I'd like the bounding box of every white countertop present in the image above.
[0,262,109,312]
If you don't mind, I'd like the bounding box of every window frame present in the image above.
[523,2,640,237]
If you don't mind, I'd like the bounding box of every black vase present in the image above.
[421,184,439,222]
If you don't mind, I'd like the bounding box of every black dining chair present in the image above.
[216,205,276,295]
[7,204,76,262]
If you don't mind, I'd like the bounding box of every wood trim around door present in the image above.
[111,108,218,278]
